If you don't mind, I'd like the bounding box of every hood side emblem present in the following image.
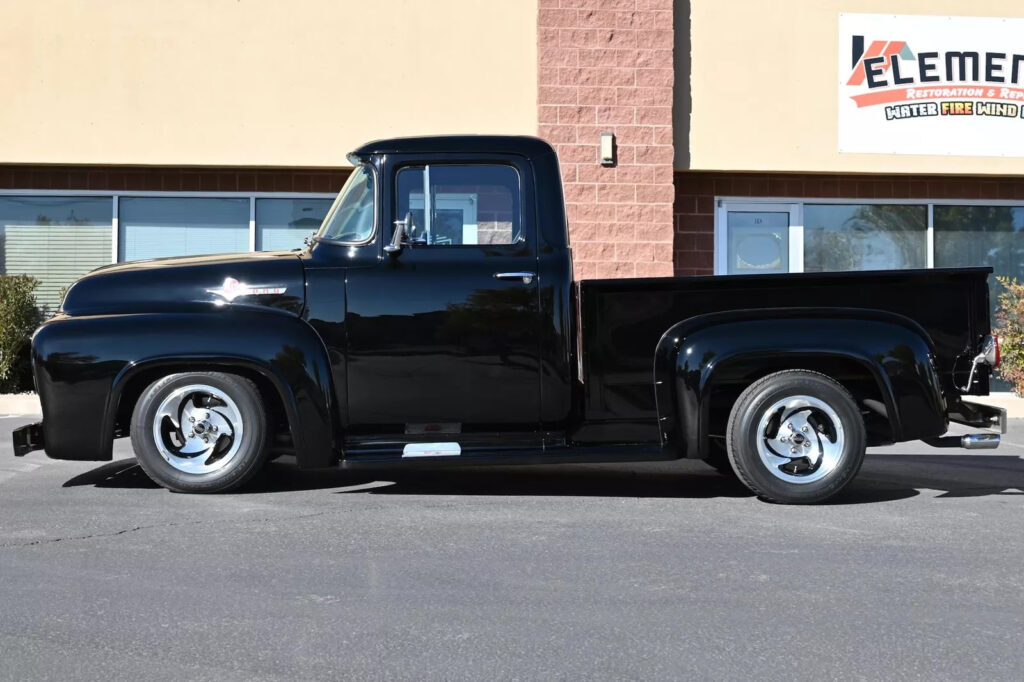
[207,277,287,304]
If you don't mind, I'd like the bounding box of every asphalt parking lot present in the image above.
[2,415,1023,681]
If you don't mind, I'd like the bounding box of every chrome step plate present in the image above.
[402,442,462,458]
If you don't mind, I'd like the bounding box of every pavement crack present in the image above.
[0,509,337,549]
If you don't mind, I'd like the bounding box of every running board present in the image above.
[341,443,671,469]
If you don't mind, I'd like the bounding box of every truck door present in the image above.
[344,159,542,448]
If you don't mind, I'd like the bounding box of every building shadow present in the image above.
[62,452,1024,504]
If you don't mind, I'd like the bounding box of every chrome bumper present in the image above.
[948,399,1007,434]
[12,422,43,457]
[923,400,1006,450]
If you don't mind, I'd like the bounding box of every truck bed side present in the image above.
[575,267,991,443]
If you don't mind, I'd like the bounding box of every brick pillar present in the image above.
[537,0,675,279]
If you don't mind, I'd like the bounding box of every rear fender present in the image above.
[653,308,945,458]
[32,310,336,468]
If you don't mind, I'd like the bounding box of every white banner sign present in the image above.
[839,13,1024,157]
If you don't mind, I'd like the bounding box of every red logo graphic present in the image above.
[847,38,909,86]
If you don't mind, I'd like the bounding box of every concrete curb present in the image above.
[0,394,42,416]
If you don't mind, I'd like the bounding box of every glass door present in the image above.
[716,202,802,275]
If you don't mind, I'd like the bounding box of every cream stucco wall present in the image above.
[677,0,1024,174]
[0,0,537,167]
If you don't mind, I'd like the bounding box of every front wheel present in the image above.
[726,370,865,504]
[130,372,269,493]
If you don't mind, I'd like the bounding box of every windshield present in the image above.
[317,165,375,242]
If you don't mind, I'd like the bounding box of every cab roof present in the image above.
[349,135,556,160]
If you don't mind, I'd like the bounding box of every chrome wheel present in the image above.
[755,394,845,484]
[150,384,244,475]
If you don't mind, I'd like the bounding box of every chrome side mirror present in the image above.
[385,211,415,255]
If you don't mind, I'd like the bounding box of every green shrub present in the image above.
[0,275,41,393]
[994,276,1024,396]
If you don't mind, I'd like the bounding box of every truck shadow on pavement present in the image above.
[62,453,1024,504]
[63,458,753,499]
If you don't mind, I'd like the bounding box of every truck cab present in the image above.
[310,136,575,454]
[13,136,1006,504]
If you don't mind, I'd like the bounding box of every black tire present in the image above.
[726,370,865,504]
[130,372,268,493]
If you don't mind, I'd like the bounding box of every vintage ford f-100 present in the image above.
[12,136,1006,503]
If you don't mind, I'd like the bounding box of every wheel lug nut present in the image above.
[803,441,811,447]
[189,416,195,423]
[188,431,194,438]
[790,447,797,454]
[780,436,787,442]
[212,425,218,433]
[787,423,794,430]
[205,412,211,419]
[801,425,808,432]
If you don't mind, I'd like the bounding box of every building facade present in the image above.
[3,0,1024,313]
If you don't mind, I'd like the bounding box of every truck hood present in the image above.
[61,251,306,317]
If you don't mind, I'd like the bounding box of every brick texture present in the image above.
[673,170,1024,277]
[538,0,674,280]
[0,165,351,193]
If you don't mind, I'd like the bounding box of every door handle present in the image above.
[494,271,536,284]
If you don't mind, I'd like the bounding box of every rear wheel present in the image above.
[130,372,268,493]
[726,370,865,504]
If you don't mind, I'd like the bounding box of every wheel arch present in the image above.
[654,307,946,459]
[724,368,870,504]
[112,358,295,453]
[32,310,338,467]
[700,353,894,453]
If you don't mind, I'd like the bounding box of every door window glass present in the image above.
[395,164,520,245]
[804,204,927,271]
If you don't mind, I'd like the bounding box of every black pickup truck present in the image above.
[12,136,1006,503]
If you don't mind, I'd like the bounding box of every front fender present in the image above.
[32,310,335,467]
[654,308,945,458]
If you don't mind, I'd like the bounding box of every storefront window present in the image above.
[804,204,927,272]
[934,206,1024,290]
[119,197,249,261]
[0,196,113,313]
[255,198,333,251]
